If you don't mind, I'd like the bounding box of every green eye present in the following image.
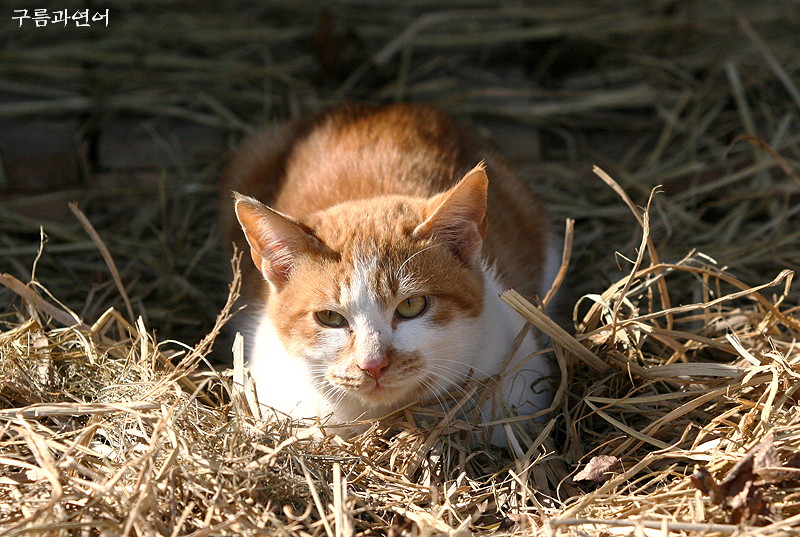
[315,310,348,328]
[396,296,428,319]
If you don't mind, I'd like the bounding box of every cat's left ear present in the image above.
[233,193,318,289]
[413,162,488,263]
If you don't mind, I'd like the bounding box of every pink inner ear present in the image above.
[413,164,488,261]
[233,194,313,287]
[261,237,302,283]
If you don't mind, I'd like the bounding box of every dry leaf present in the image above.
[691,466,721,504]
[691,433,781,525]
[752,432,782,485]
[387,514,415,537]
[505,512,541,531]
[574,455,620,482]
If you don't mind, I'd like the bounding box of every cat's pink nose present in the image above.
[361,357,389,380]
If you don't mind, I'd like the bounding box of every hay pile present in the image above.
[3,175,800,535]
[2,1,800,535]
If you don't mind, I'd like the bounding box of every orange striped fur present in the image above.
[222,103,556,442]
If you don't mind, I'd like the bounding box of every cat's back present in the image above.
[222,103,552,294]
[226,103,471,212]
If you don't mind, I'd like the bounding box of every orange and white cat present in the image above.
[222,103,558,441]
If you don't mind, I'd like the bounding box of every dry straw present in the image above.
[2,1,800,535]
[2,163,800,535]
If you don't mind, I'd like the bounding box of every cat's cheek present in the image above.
[315,326,349,350]
[391,320,449,390]
[299,327,344,367]
[397,316,484,386]
[391,319,433,356]
[312,328,361,386]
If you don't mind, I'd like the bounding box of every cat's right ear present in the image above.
[233,193,317,288]
[413,163,488,264]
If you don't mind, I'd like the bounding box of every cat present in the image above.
[221,103,559,443]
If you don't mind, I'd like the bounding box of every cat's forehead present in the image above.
[306,196,423,248]
[338,255,404,312]
[326,240,431,310]
[294,200,433,304]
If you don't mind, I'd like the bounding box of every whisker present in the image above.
[415,376,452,414]
[396,243,442,279]
[426,360,494,380]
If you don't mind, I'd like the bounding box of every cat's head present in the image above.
[233,164,490,409]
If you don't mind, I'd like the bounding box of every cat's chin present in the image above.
[349,380,420,408]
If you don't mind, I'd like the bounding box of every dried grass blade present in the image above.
[68,202,135,322]
[592,166,672,327]
[406,383,477,478]
[595,268,795,331]
[0,420,65,535]
[760,366,780,426]
[0,273,84,327]
[169,252,242,378]
[738,16,800,111]
[299,457,335,537]
[0,401,160,420]
[726,333,761,366]
[626,387,747,456]
[734,134,800,189]
[231,332,253,419]
[332,461,352,537]
[583,399,671,450]
[611,195,650,336]
[542,218,574,309]
[548,517,741,534]
[642,363,745,379]
[501,289,611,374]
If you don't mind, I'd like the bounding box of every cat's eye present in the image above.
[396,296,428,319]
[315,310,348,328]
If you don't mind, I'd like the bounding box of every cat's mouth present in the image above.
[361,379,396,398]
[328,367,427,406]
[355,376,425,406]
